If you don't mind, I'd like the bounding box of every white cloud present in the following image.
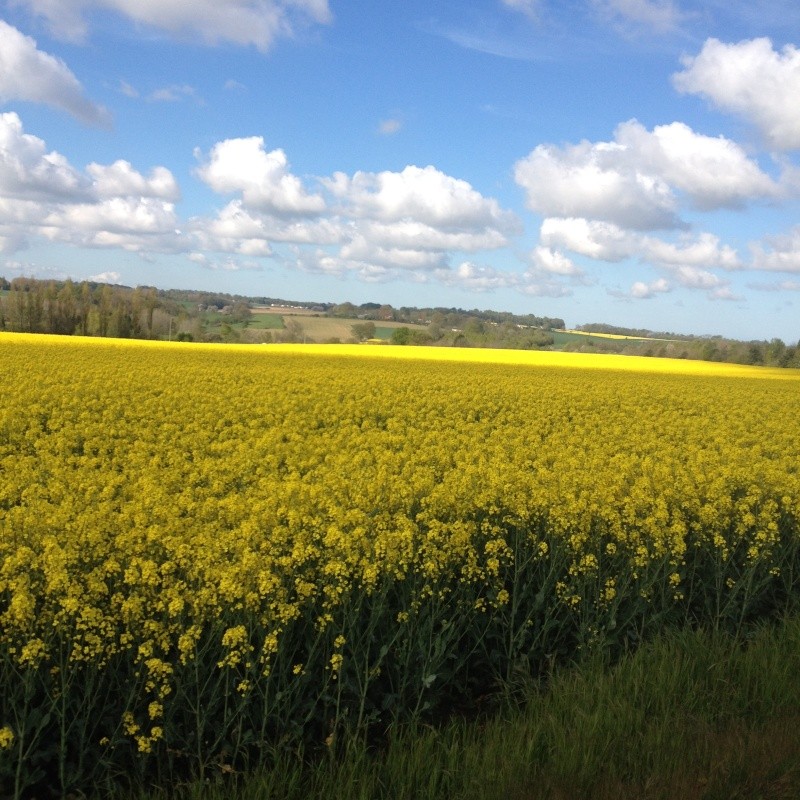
[673,38,800,151]
[327,164,520,232]
[196,137,325,216]
[668,265,726,290]
[501,0,540,21]
[45,197,178,237]
[529,245,582,276]
[514,139,679,230]
[541,216,742,286]
[0,112,89,201]
[187,253,262,271]
[595,0,685,33]
[436,261,517,291]
[88,270,121,283]
[641,232,741,271]
[119,80,138,98]
[0,21,109,126]
[14,0,332,50]
[340,236,448,271]
[149,84,200,103]
[0,112,182,254]
[630,277,671,298]
[356,219,509,252]
[751,226,800,273]
[86,160,179,200]
[615,120,779,209]
[708,287,740,301]
[378,118,402,135]
[515,120,776,229]
[540,217,637,261]
[311,165,519,275]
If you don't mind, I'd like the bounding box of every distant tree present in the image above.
[229,301,252,325]
[390,327,410,345]
[279,318,306,343]
[351,321,376,341]
[220,322,240,342]
[331,302,356,317]
[465,318,486,336]
[746,343,764,365]
[766,338,789,366]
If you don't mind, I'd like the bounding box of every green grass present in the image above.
[245,313,284,330]
[373,326,401,339]
[138,616,800,800]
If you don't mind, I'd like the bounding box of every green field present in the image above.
[245,312,284,330]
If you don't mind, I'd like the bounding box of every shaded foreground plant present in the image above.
[135,615,800,800]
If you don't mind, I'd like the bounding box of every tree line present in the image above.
[575,322,800,368]
[0,277,182,339]
[2,276,798,368]
[330,300,565,331]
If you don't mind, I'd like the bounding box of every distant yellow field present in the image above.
[2,333,795,379]
[561,328,675,342]
[260,342,797,379]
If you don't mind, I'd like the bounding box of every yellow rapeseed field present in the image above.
[1,332,799,794]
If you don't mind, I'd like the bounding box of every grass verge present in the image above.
[139,616,800,800]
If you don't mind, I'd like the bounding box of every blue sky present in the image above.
[1,1,800,341]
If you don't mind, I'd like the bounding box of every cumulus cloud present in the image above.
[340,237,448,271]
[86,160,179,200]
[88,270,121,283]
[668,265,727,290]
[615,120,779,209]
[529,245,582,276]
[429,259,574,297]
[437,261,515,291]
[515,140,678,230]
[515,120,777,230]
[14,0,332,50]
[196,137,325,216]
[629,277,671,298]
[45,197,178,237]
[0,21,109,126]
[751,226,800,273]
[542,216,741,285]
[356,219,509,252]
[244,164,520,275]
[641,232,741,271]
[325,165,520,232]
[0,112,90,201]
[540,217,637,261]
[188,253,262,271]
[0,112,181,254]
[194,154,522,281]
[674,38,800,151]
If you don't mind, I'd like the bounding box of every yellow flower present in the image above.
[0,726,14,750]
[329,653,343,674]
